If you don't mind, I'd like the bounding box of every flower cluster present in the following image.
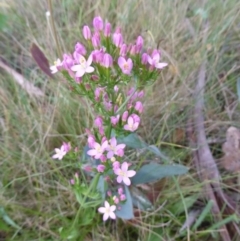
[51,16,167,221]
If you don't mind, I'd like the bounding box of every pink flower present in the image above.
[124,116,140,132]
[113,196,119,204]
[147,51,168,69]
[82,25,91,40]
[106,137,126,159]
[94,116,103,128]
[134,101,143,113]
[92,49,104,63]
[62,142,71,152]
[136,35,144,53]
[141,53,148,65]
[120,44,127,56]
[93,16,104,31]
[104,22,111,37]
[71,55,94,77]
[62,54,74,70]
[98,201,116,221]
[74,42,86,56]
[87,140,108,159]
[114,162,136,186]
[101,53,113,68]
[97,164,105,173]
[120,194,126,201]
[112,161,120,171]
[110,115,120,126]
[122,111,128,122]
[114,85,119,92]
[52,145,67,160]
[91,32,101,48]
[118,187,123,195]
[113,32,123,47]
[130,45,137,55]
[118,57,133,75]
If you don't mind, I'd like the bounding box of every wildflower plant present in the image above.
[50,16,188,230]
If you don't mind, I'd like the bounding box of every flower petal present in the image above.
[103,213,109,221]
[121,162,128,172]
[71,65,81,72]
[118,56,125,69]
[87,54,93,65]
[123,176,131,186]
[127,170,136,177]
[86,66,95,73]
[98,207,106,213]
[155,62,168,69]
[116,175,123,183]
[109,212,116,219]
[75,69,85,77]
[104,201,110,208]
[110,205,116,212]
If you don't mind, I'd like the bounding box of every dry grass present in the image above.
[0,0,240,240]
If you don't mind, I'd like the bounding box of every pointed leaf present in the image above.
[97,175,106,200]
[147,145,168,160]
[0,207,21,230]
[132,163,188,185]
[118,133,146,149]
[115,186,134,220]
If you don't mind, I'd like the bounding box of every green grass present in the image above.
[1,0,240,240]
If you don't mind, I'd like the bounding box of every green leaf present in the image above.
[0,207,21,230]
[237,78,240,101]
[97,175,106,200]
[147,145,168,160]
[118,134,168,159]
[132,163,188,185]
[115,186,134,220]
[130,186,153,211]
[118,133,146,149]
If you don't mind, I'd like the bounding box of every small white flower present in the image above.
[52,145,67,160]
[71,55,94,77]
[50,58,62,74]
[98,201,116,221]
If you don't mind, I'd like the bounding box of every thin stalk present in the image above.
[47,0,61,58]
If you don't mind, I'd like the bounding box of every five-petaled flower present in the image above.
[106,137,126,159]
[52,145,67,160]
[147,52,168,69]
[87,141,108,159]
[71,54,94,77]
[124,116,140,132]
[98,201,116,221]
[118,57,133,75]
[114,162,136,186]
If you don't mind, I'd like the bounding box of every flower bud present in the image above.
[97,164,105,173]
[114,85,119,93]
[122,111,128,122]
[104,22,111,37]
[136,35,144,53]
[101,53,113,68]
[82,25,91,40]
[92,32,100,48]
[135,101,143,113]
[141,53,148,64]
[130,45,137,55]
[74,42,86,55]
[120,44,127,56]
[93,16,103,31]
[113,32,123,47]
